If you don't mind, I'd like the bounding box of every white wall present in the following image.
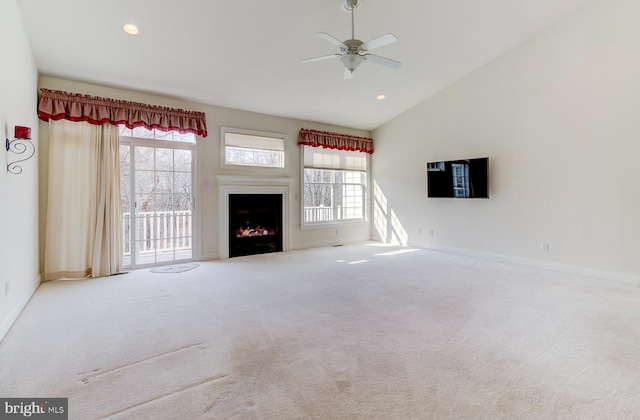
[372,0,640,279]
[37,76,372,265]
[0,0,40,340]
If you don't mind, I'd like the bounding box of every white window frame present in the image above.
[120,133,197,269]
[220,127,287,171]
[300,146,370,229]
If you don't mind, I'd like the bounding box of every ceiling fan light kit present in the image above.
[302,0,401,79]
[340,53,365,72]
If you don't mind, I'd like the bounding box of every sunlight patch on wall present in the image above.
[390,209,408,246]
[373,180,408,246]
[373,181,388,241]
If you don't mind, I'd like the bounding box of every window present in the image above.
[119,126,195,268]
[302,146,368,225]
[221,127,285,169]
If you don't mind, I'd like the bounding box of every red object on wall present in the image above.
[14,126,31,139]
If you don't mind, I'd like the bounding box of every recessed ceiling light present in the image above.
[122,23,139,35]
[377,94,386,100]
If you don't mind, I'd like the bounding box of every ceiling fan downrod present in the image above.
[342,0,361,40]
[351,3,355,40]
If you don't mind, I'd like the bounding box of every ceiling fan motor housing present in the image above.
[343,39,364,52]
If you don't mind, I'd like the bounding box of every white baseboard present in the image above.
[197,252,220,261]
[408,242,640,285]
[292,235,372,251]
[0,274,41,343]
[197,238,371,260]
[198,236,373,260]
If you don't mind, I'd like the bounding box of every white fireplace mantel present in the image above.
[216,176,293,259]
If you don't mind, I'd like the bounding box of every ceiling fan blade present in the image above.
[315,32,347,49]
[361,33,398,51]
[301,54,340,63]
[344,68,354,79]
[365,54,402,69]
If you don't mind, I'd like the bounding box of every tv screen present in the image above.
[427,157,489,198]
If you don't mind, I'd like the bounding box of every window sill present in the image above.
[221,163,287,172]
[300,220,369,230]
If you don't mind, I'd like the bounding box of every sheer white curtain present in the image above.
[44,120,123,281]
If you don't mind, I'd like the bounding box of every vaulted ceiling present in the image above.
[18,0,590,130]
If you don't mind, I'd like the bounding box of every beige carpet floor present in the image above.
[1,243,639,419]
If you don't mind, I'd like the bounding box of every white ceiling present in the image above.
[17,0,590,131]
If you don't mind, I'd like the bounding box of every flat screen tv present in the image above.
[427,157,489,198]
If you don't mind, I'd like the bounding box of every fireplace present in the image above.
[216,176,292,259]
[229,194,282,257]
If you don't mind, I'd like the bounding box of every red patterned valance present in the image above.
[37,89,208,137]
[298,128,373,154]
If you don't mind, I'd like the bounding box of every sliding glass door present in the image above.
[120,139,194,268]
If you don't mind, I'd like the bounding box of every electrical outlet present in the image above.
[418,227,422,234]
[336,229,340,236]
[541,242,549,252]
[429,229,434,237]
[4,281,8,297]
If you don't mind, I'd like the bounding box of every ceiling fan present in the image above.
[301,0,402,79]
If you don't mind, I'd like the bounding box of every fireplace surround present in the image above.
[216,176,292,259]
